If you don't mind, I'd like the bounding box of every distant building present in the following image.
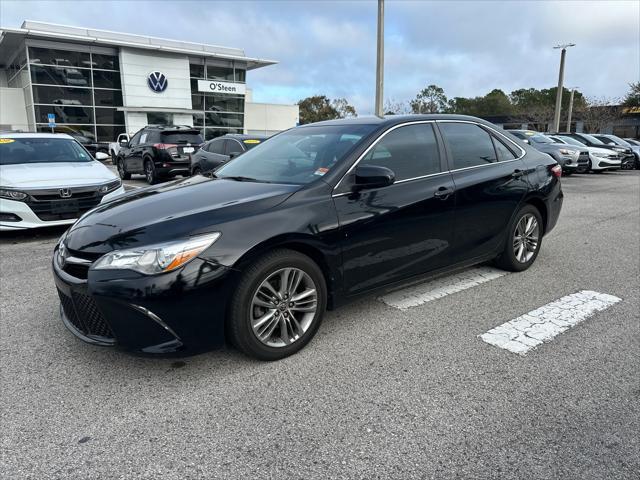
[0,21,298,140]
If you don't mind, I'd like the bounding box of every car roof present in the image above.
[0,132,74,139]
[221,134,269,140]
[304,114,511,128]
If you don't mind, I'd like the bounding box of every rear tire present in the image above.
[144,158,159,185]
[227,249,327,361]
[494,204,543,272]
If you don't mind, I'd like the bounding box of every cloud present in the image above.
[1,0,637,114]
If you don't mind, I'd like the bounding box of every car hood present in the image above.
[587,146,619,155]
[531,143,574,153]
[0,161,116,189]
[64,176,300,255]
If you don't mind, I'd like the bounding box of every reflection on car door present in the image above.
[333,123,456,295]
[437,121,529,264]
[123,130,142,173]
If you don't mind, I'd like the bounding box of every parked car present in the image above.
[53,115,563,360]
[507,130,588,174]
[191,134,268,175]
[547,134,621,172]
[557,132,633,170]
[0,133,124,231]
[108,133,129,163]
[592,134,640,169]
[115,125,204,184]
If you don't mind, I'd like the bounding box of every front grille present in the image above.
[57,289,115,341]
[577,153,590,165]
[27,196,102,221]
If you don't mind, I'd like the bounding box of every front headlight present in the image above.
[558,149,576,155]
[0,188,28,201]
[93,232,221,275]
[98,179,122,194]
[592,151,608,157]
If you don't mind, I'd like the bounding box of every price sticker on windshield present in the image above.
[0,139,15,144]
[243,139,261,144]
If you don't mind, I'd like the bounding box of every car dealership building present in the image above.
[0,21,299,142]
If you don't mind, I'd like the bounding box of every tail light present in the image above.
[153,143,177,150]
[551,164,562,178]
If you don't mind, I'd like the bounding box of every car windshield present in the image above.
[216,124,377,185]
[0,137,93,165]
[581,134,605,145]
[530,134,553,144]
[607,136,631,147]
[556,136,584,147]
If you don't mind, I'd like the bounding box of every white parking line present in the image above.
[379,266,508,310]
[480,290,621,355]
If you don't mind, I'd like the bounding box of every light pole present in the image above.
[566,86,578,132]
[375,0,384,117]
[552,43,575,133]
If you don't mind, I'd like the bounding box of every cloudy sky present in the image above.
[1,0,638,114]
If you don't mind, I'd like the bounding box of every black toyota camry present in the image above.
[53,115,563,360]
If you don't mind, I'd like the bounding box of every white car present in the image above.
[548,135,621,172]
[0,133,126,231]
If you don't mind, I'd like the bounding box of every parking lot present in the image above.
[1,171,638,479]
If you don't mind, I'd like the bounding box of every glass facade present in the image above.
[29,46,125,142]
[189,58,246,139]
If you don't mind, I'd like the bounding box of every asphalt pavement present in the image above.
[1,171,638,479]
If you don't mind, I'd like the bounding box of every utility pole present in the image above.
[375,0,384,117]
[566,87,578,132]
[552,43,575,133]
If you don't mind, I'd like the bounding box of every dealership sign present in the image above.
[197,80,246,95]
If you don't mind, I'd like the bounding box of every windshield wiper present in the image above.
[219,175,268,183]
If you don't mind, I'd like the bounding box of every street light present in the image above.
[552,43,575,133]
[566,86,579,132]
[375,0,384,117]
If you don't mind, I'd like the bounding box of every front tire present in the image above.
[494,204,543,272]
[117,158,131,180]
[227,249,327,361]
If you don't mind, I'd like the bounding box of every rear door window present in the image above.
[226,139,243,156]
[439,123,497,169]
[492,136,518,161]
[209,138,225,154]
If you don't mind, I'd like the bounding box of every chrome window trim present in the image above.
[331,119,527,198]
[332,120,439,195]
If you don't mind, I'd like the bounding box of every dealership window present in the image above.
[29,46,124,142]
[203,128,243,140]
[147,113,174,126]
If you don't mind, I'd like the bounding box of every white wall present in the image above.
[244,102,299,135]
[0,87,28,131]
[120,48,192,109]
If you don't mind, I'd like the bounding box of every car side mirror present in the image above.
[229,151,241,159]
[95,152,109,161]
[523,139,530,144]
[353,165,395,191]
[119,140,129,148]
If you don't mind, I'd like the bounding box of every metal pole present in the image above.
[566,88,576,132]
[552,43,574,133]
[375,0,384,117]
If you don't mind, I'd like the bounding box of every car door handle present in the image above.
[434,186,454,200]
[511,169,524,178]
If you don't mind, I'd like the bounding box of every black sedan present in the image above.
[53,115,563,360]
[190,134,267,175]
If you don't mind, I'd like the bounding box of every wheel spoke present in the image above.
[291,288,316,303]
[279,317,292,345]
[257,315,279,340]
[290,304,316,312]
[253,310,276,329]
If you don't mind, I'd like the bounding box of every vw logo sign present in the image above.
[147,71,168,93]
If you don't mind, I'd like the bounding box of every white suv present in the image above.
[0,133,125,231]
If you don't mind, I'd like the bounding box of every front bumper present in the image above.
[0,186,125,231]
[52,246,235,355]
[590,156,621,170]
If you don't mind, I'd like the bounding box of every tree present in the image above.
[622,82,640,107]
[580,97,623,133]
[383,98,411,115]
[447,89,514,116]
[332,98,357,118]
[297,95,357,124]
[410,85,448,114]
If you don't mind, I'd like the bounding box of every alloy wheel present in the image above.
[250,267,318,348]
[145,162,153,183]
[513,213,540,263]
